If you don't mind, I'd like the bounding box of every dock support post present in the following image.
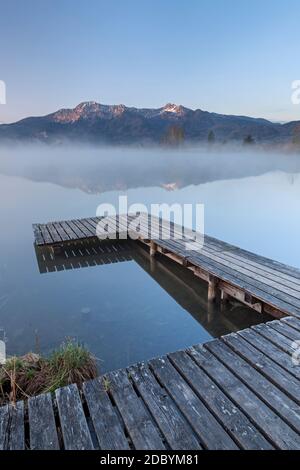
[221,290,229,303]
[220,290,229,312]
[150,241,157,257]
[208,276,218,302]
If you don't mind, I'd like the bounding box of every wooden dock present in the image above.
[33,213,300,320]
[1,316,300,450]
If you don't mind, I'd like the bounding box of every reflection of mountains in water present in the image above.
[1,147,300,194]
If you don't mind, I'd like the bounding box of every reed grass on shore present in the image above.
[0,340,98,405]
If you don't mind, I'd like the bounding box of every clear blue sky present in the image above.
[0,0,300,123]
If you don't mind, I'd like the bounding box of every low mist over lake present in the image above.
[1,144,300,194]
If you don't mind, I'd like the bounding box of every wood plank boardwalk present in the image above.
[1,317,300,450]
[33,213,300,319]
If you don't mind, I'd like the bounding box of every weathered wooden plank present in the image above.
[148,214,300,292]
[52,222,71,242]
[71,219,95,238]
[238,327,300,380]
[82,217,98,229]
[78,219,98,237]
[222,332,300,404]
[202,230,300,280]
[267,320,300,342]
[28,393,59,450]
[55,384,93,450]
[0,405,10,450]
[168,350,273,450]
[0,402,25,450]
[205,339,300,434]
[201,242,300,291]
[32,224,45,245]
[149,356,238,450]
[91,216,123,239]
[252,323,295,355]
[188,251,300,313]
[189,345,300,449]
[65,220,87,239]
[143,213,300,282]
[38,224,54,244]
[47,223,63,243]
[169,227,300,290]
[193,256,300,317]
[191,245,300,299]
[59,221,78,240]
[128,362,202,450]
[8,401,25,450]
[282,316,300,333]
[106,369,165,450]
[123,214,152,239]
[83,377,130,450]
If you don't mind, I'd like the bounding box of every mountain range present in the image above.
[0,101,299,145]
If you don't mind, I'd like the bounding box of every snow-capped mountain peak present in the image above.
[163,103,181,113]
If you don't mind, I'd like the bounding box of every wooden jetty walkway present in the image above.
[33,213,300,320]
[1,316,300,450]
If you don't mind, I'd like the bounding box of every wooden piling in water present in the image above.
[150,240,157,257]
[208,276,218,302]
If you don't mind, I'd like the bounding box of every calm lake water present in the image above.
[0,146,299,371]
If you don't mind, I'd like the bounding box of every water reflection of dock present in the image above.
[34,238,134,273]
[34,238,264,338]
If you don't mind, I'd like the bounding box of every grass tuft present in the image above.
[0,340,98,405]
